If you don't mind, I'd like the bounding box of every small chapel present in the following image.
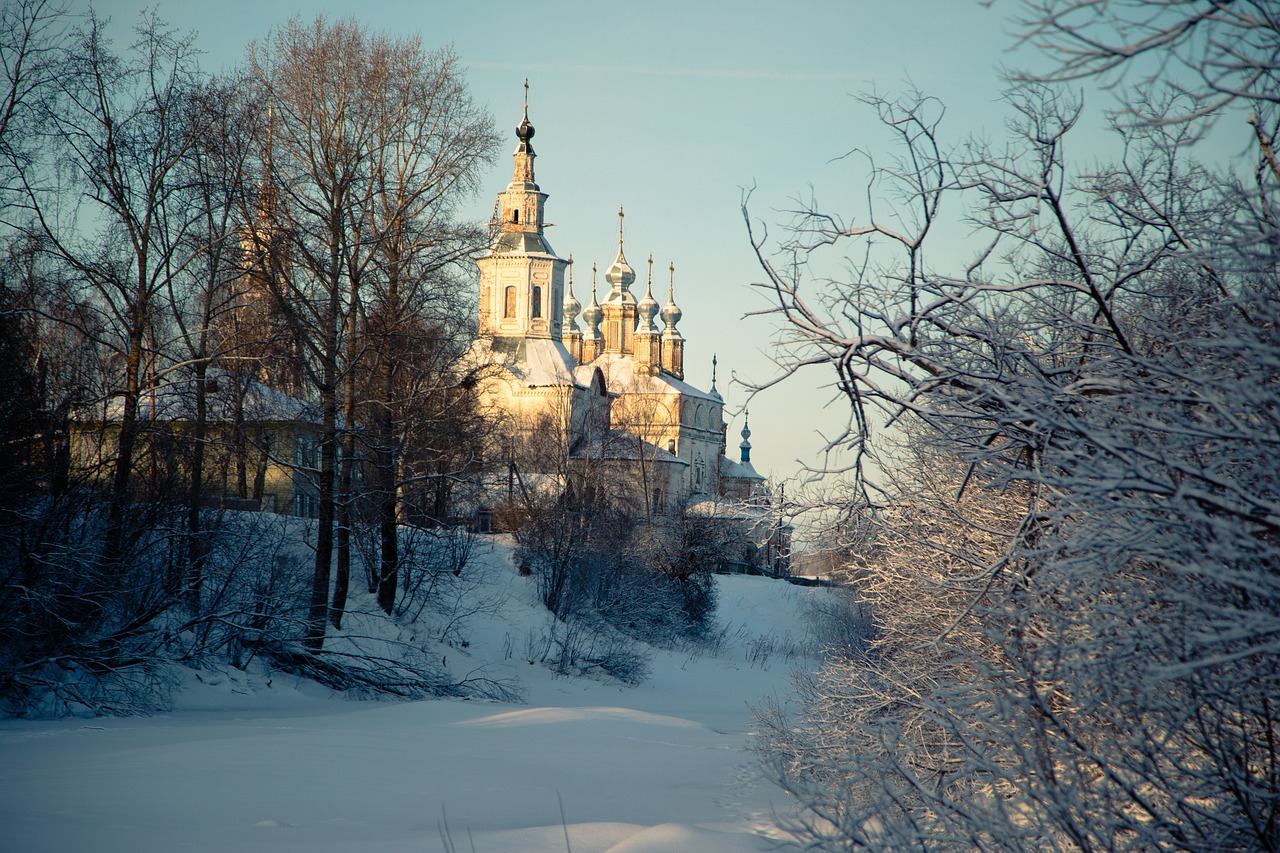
[468,93,767,519]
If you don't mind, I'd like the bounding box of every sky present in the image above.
[76,0,1237,494]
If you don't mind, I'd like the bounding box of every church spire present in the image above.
[602,206,637,355]
[634,254,662,375]
[604,206,636,299]
[513,78,535,179]
[581,261,604,362]
[561,254,583,362]
[661,261,684,379]
[661,262,683,331]
[637,254,660,334]
[740,410,753,464]
[563,254,581,329]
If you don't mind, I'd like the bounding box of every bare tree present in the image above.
[246,16,377,646]
[163,72,261,607]
[1009,0,1280,131]
[347,39,496,616]
[246,17,496,639]
[13,10,212,566]
[747,3,1279,847]
[0,0,69,203]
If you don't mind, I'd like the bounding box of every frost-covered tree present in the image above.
[748,2,1279,849]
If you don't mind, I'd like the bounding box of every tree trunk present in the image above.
[103,310,147,570]
[183,362,209,611]
[304,247,341,650]
[374,358,398,614]
[331,374,357,628]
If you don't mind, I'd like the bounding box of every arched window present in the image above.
[531,285,542,318]
[512,208,520,224]
[503,286,516,318]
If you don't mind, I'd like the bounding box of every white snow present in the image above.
[0,537,817,852]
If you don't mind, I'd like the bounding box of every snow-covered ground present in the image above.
[0,536,818,852]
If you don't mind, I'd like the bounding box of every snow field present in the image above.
[0,537,821,852]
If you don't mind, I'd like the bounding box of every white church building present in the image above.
[467,95,766,520]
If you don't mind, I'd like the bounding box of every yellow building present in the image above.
[69,372,324,516]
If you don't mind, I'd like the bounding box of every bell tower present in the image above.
[477,82,567,343]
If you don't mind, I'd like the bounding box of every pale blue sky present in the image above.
[80,0,1240,487]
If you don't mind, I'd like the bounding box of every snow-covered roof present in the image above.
[686,496,793,531]
[468,337,583,389]
[485,231,557,256]
[576,353,720,403]
[570,429,688,466]
[720,455,765,482]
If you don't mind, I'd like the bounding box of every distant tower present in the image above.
[660,262,685,379]
[229,127,303,395]
[739,411,753,464]
[476,81,567,343]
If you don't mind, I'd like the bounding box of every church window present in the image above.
[512,208,519,224]
[503,286,516,318]
[531,286,542,318]
[653,488,663,514]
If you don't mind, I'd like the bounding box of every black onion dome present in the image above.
[516,114,535,143]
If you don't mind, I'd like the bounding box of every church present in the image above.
[467,94,767,522]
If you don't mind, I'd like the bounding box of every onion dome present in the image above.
[739,411,753,463]
[516,113,534,145]
[661,262,683,333]
[563,255,581,330]
[604,206,636,302]
[636,255,660,334]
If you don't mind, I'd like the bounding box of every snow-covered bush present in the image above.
[0,501,510,716]
[523,615,651,685]
[0,492,186,716]
[515,487,720,665]
[798,586,873,660]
